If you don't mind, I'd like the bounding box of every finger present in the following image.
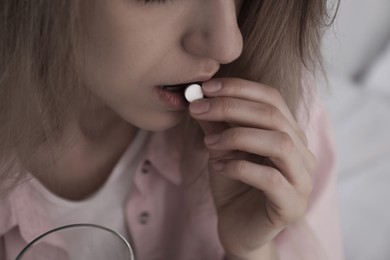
[202,78,308,146]
[189,97,309,164]
[204,127,314,186]
[187,98,230,137]
[213,159,310,223]
[191,97,316,175]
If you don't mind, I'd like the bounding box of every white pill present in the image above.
[184,83,204,102]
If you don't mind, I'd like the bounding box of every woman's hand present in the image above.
[189,78,316,259]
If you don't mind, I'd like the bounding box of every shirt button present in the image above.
[142,160,151,174]
[139,211,150,225]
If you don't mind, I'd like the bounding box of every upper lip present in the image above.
[161,75,214,87]
[160,60,220,86]
[161,61,220,87]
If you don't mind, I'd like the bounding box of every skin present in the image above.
[30,0,315,259]
[78,0,243,130]
[190,79,315,259]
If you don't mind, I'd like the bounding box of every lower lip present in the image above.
[155,86,189,110]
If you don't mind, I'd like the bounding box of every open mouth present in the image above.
[157,81,203,109]
[160,81,202,93]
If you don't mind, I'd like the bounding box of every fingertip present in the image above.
[189,99,210,114]
[202,79,222,93]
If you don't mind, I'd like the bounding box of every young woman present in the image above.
[0,0,343,259]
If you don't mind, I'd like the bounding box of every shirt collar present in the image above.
[8,129,204,242]
[10,180,66,248]
[7,130,184,243]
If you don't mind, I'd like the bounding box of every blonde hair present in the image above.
[178,0,339,184]
[0,0,338,193]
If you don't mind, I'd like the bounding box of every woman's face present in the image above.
[80,0,244,131]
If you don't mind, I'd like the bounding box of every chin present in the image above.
[132,111,186,132]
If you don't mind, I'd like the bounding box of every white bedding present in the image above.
[324,75,390,260]
[320,1,390,258]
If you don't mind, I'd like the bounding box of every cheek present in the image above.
[80,1,182,88]
[81,15,143,87]
[82,30,172,93]
[82,40,139,88]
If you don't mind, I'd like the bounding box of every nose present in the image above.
[182,1,243,65]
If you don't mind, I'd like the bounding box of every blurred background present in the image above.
[320,0,390,259]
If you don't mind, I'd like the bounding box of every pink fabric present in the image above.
[275,99,344,260]
[0,101,344,260]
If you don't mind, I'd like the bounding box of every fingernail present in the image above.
[202,80,222,93]
[204,134,220,145]
[190,100,210,114]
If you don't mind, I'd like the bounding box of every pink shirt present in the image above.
[0,101,344,260]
